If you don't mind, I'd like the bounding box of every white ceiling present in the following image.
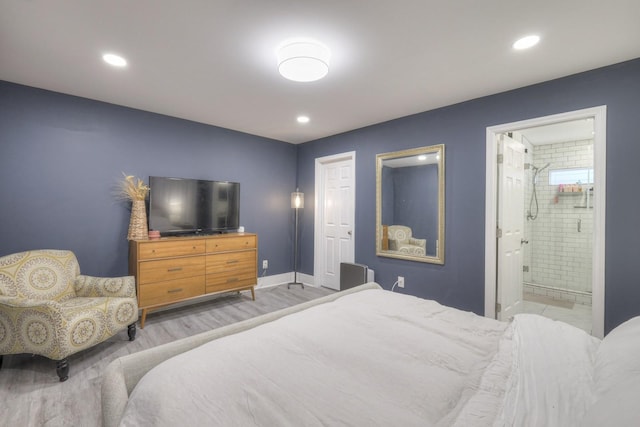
[519,119,595,145]
[1,1,639,144]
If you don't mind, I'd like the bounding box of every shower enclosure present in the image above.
[522,138,594,306]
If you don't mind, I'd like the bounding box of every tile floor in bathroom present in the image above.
[523,293,593,334]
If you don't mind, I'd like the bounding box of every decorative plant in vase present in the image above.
[118,173,150,240]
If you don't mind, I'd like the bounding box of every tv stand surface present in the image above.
[162,230,225,237]
[129,233,257,328]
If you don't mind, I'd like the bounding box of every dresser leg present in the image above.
[251,287,255,301]
[140,309,148,329]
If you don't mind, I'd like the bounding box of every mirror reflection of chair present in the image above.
[383,225,426,256]
[376,144,445,264]
[0,250,139,381]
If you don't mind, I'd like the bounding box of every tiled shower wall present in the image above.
[523,139,594,295]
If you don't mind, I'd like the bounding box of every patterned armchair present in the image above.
[0,250,138,381]
[387,225,427,256]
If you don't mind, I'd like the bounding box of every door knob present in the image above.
[521,239,529,245]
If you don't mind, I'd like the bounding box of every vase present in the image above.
[127,200,149,240]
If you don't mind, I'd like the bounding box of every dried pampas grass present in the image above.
[118,173,149,201]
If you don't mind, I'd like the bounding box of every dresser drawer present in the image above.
[206,235,256,253]
[206,272,256,293]
[138,240,205,260]
[139,255,205,284]
[206,251,255,274]
[139,276,205,307]
[206,268,256,287]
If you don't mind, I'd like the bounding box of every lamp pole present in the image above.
[288,189,304,289]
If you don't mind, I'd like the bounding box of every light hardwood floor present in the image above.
[0,284,335,427]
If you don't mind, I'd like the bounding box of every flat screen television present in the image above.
[148,176,240,236]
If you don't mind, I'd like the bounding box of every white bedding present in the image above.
[119,289,602,427]
[498,315,599,426]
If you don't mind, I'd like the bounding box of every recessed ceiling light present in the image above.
[102,53,127,67]
[277,39,330,82]
[297,115,310,124]
[512,35,540,50]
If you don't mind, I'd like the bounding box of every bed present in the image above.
[102,283,640,427]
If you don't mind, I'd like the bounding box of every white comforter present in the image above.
[119,289,599,426]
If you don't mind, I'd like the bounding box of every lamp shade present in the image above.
[291,190,304,209]
[277,41,330,82]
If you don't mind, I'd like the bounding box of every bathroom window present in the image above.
[549,168,594,185]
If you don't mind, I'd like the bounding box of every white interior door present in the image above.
[314,152,355,290]
[497,134,525,320]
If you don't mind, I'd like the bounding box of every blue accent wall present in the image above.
[0,82,297,278]
[381,165,439,255]
[391,165,439,255]
[297,58,640,334]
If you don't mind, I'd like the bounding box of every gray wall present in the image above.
[0,82,297,278]
[297,58,640,334]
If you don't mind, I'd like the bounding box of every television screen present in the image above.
[148,176,240,235]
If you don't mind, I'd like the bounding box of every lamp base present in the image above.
[287,281,304,289]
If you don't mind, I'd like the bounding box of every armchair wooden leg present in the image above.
[56,358,69,382]
[128,323,136,341]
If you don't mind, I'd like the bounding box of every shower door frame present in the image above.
[484,106,606,338]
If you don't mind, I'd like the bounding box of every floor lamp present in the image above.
[288,188,304,289]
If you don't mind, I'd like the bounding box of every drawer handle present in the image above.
[167,267,183,272]
[226,260,239,264]
[227,278,238,283]
[167,288,183,293]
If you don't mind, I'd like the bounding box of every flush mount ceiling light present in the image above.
[513,35,540,50]
[277,40,330,82]
[102,53,127,67]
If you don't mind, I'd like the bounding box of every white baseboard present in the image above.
[257,272,317,289]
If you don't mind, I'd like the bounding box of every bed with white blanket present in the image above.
[102,283,640,426]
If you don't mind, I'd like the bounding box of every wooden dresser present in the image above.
[129,233,257,328]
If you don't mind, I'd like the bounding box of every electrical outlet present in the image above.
[397,276,405,288]
[262,260,268,269]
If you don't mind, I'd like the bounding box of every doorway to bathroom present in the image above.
[484,106,606,338]
[519,121,595,333]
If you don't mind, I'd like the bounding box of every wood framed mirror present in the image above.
[376,144,445,264]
